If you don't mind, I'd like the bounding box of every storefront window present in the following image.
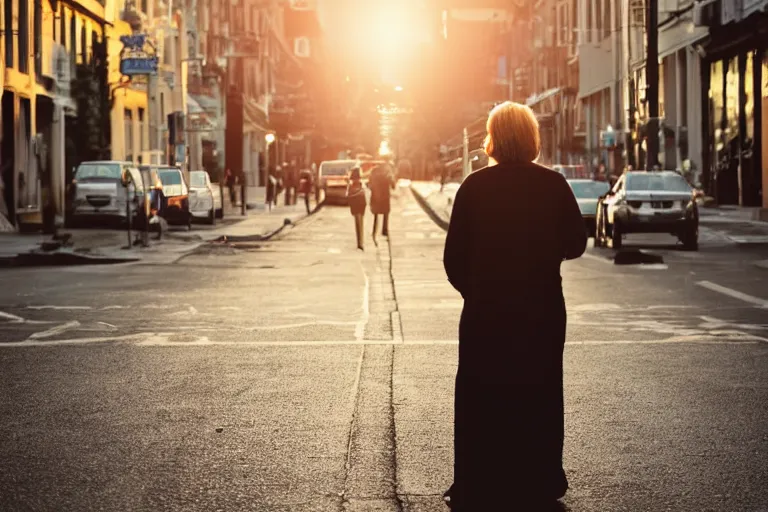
[710,60,724,154]
[725,57,740,147]
[745,52,754,142]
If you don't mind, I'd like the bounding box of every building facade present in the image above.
[3,0,109,229]
[696,0,767,208]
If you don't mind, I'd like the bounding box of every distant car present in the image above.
[567,179,611,237]
[67,161,140,227]
[595,170,699,250]
[141,165,192,229]
[189,170,221,225]
[319,160,358,205]
[553,164,591,180]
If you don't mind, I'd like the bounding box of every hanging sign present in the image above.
[119,34,159,76]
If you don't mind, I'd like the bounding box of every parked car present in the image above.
[140,165,192,229]
[553,164,591,180]
[567,179,611,237]
[595,170,699,250]
[189,170,221,224]
[319,159,358,205]
[67,161,141,227]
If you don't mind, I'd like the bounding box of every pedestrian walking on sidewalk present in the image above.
[346,167,366,251]
[225,168,237,206]
[442,101,587,511]
[368,163,394,246]
[299,168,314,214]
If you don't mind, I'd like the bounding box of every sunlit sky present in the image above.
[317,0,434,86]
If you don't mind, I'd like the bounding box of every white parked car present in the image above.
[189,170,222,224]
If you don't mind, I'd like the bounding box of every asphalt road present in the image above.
[0,183,767,512]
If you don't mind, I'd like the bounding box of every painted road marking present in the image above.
[0,333,765,348]
[28,321,81,340]
[696,281,768,308]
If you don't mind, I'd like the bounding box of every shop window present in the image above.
[124,110,134,161]
[744,52,754,142]
[59,5,66,47]
[710,61,725,153]
[19,0,29,73]
[34,0,42,77]
[4,0,13,68]
[603,0,612,39]
[80,23,86,64]
[725,57,740,146]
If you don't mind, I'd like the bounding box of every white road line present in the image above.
[28,321,81,340]
[0,311,25,323]
[1,334,764,348]
[354,265,370,341]
[26,305,91,311]
[696,280,768,308]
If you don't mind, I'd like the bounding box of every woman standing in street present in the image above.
[346,167,366,251]
[442,102,587,510]
[369,164,394,246]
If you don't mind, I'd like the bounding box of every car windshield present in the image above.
[75,163,122,180]
[157,169,183,185]
[569,181,610,198]
[627,173,691,192]
[190,172,207,187]
[322,164,355,176]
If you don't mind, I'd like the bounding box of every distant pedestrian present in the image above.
[299,168,314,214]
[225,168,236,206]
[442,101,586,511]
[368,164,394,246]
[346,167,366,251]
[266,166,277,210]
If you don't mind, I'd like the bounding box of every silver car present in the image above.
[67,161,140,226]
[595,171,699,251]
[189,170,222,224]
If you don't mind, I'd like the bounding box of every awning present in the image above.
[659,22,708,59]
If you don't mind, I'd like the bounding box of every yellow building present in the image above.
[2,0,107,228]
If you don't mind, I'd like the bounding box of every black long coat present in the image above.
[443,161,587,509]
[368,169,393,215]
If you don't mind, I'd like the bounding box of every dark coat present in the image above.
[368,169,393,215]
[443,161,586,509]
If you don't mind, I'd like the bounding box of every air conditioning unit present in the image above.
[693,0,721,27]
[294,37,310,58]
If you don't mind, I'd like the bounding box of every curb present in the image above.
[205,202,322,245]
[410,185,449,231]
[0,251,139,268]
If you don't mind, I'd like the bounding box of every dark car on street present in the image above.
[567,179,611,237]
[595,170,699,250]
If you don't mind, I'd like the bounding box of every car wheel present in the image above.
[207,208,216,225]
[611,220,623,250]
[215,208,223,219]
[680,225,699,251]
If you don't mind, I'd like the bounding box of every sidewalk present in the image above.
[0,188,313,267]
[410,181,457,229]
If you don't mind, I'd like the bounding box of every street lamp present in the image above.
[265,133,276,144]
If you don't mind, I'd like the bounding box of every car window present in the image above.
[157,169,183,185]
[628,173,691,192]
[75,163,122,180]
[569,181,610,198]
[190,172,207,188]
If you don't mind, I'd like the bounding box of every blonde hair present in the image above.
[483,101,541,164]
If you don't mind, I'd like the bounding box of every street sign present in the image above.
[119,34,159,76]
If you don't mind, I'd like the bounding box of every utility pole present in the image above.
[645,0,660,170]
